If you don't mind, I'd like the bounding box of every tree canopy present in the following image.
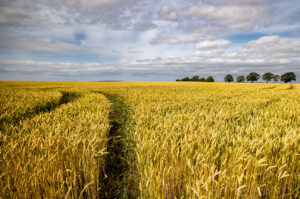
[246,72,260,83]
[206,76,214,82]
[281,72,296,83]
[273,75,279,82]
[262,72,274,83]
[224,74,234,82]
[191,76,200,81]
[177,76,214,82]
[181,77,190,81]
[176,72,296,83]
[236,76,245,83]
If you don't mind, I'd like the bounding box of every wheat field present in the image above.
[0,81,299,198]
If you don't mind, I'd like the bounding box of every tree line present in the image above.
[224,72,296,83]
[176,72,296,83]
[176,76,215,82]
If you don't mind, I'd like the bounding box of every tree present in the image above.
[191,75,200,81]
[281,72,296,83]
[236,76,245,83]
[224,74,234,82]
[273,75,279,82]
[246,72,260,83]
[176,79,180,81]
[181,77,190,81]
[199,77,206,82]
[262,72,274,83]
[206,76,214,82]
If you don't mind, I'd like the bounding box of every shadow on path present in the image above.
[98,92,136,199]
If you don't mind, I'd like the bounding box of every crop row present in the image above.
[102,83,300,198]
[0,90,111,198]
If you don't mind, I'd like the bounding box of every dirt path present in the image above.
[99,92,137,199]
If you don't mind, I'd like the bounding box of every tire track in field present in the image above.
[260,85,277,90]
[0,91,80,133]
[98,92,136,199]
[224,93,284,128]
[287,84,295,90]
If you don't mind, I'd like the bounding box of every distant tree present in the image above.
[176,79,180,81]
[181,77,190,81]
[206,76,214,82]
[199,77,206,82]
[191,75,200,81]
[262,72,274,83]
[224,74,234,82]
[273,75,279,82]
[246,72,260,83]
[281,72,296,83]
[236,76,245,83]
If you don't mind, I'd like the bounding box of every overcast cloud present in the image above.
[0,0,299,81]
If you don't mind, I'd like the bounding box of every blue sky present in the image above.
[0,0,300,82]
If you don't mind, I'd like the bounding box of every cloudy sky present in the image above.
[0,0,299,81]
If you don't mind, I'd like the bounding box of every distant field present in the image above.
[0,81,299,198]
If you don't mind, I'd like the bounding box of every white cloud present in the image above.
[1,35,299,81]
[178,5,271,30]
[224,0,271,4]
[0,6,37,26]
[0,0,300,81]
[65,0,122,10]
[159,5,177,20]
[244,36,300,58]
[152,33,213,44]
[0,0,142,28]
[196,39,231,49]
[246,35,280,46]
[0,37,82,53]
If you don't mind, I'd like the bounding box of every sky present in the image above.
[0,0,299,82]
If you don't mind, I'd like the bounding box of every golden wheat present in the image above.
[103,82,300,198]
[1,89,111,198]
[0,81,299,198]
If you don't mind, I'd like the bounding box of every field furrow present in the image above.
[98,92,137,199]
